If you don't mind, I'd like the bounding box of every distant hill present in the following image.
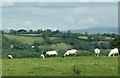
[62,27,118,34]
[3,27,118,34]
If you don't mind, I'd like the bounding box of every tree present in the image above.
[41,32,48,39]
[87,35,92,41]
[94,43,99,48]
[37,29,42,34]
[84,32,89,36]
[100,43,109,49]
[33,40,40,46]
[17,29,27,34]
[111,36,120,50]
[9,29,17,34]
[29,29,33,34]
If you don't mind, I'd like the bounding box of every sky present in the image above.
[2,2,118,31]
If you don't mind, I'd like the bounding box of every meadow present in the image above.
[4,34,44,45]
[2,56,118,76]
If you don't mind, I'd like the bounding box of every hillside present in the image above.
[2,29,117,58]
[4,34,44,45]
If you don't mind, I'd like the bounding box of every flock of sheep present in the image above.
[8,48,119,59]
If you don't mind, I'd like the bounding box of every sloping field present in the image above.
[4,34,44,45]
[19,34,42,37]
[38,43,72,51]
[2,57,118,76]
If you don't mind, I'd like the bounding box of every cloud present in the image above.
[79,18,98,25]
[23,21,32,26]
[64,16,74,24]
[0,2,15,6]
[2,2,117,30]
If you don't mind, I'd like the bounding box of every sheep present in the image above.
[63,49,77,58]
[8,55,13,59]
[94,48,100,57]
[40,54,45,58]
[10,44,14,49]
[31,46,35,48]
[44,50,58,57]
[108,48,119,57]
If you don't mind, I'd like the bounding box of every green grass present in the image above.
[4,34,44,45]
[2,56,118,76]
[38,43,72,51]
[79,36,88,39]
[19,34,42,36]
[79,36,114,40]
[105,37,114,40]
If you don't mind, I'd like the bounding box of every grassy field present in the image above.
[4,34,44,45]
[19,34,42,36]
[79,36,114,40]
[38,43,72,51]
[79,36,88,39]
[2,56,118,76]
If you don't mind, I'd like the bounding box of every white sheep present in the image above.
[108,48,119,57]
[10,44,14,49]
[8,55,13,59]
[63,49,77,58]
[31,46,35,48]
[94,48,100,57]
[44,50,58,57]
[40,54,45,58]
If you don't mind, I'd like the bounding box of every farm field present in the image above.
[4,34,44,45]
[38,43,72,51]
[2,56,118,76]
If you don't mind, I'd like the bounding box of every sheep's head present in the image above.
[8,56,11,59]
[44,52,46,55]
[108,53,111,57]
[62,56,65,58]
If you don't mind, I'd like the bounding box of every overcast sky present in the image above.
[2,2,118,30]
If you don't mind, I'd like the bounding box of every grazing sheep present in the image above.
[10,44,14,49]
[8,55,13,59]
[44,51,58,57]
[108,48,119,57]
[31,46,35,48]
[41,54,45,58]
[94,48,100,57]
[63,49,77,58]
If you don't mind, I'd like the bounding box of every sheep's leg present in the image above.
[75,53,77,57]
[97,54,98,57]
[47,55,49,58]
[113,54,114,57]
[56,55,58,57]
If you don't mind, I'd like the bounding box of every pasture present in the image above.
[38,43,72,51]
[4,34,44,45]
[2,56,118,76]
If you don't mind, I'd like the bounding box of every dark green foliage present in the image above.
[17,29,27,34]
[100,43,109,49]
[111,35,120,50]
[29,29,33,34]
[41,32,49,39]
[33,40,40,46]
[9,29,17,34]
